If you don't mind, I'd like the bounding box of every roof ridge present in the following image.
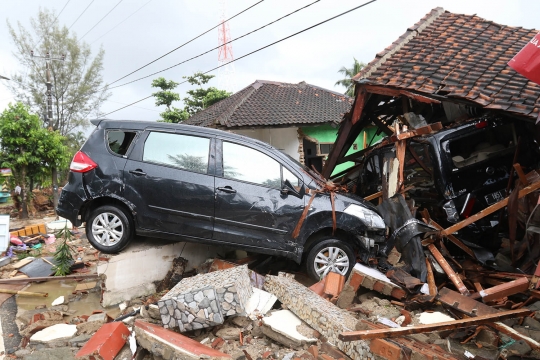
[354,7,445,81]
[216,86,257,127]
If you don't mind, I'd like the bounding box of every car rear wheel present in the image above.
[86,205,133,253]
[305,238,355,280]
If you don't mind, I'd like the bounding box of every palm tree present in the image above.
[335,58,365,97]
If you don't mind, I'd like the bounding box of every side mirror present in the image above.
[281,179,305,198]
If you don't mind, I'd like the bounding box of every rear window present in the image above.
[107,130,137,156]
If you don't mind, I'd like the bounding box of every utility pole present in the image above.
[30,51,65,214]
[30,51,65,129]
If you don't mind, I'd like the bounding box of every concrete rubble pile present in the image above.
[8,249,540,360]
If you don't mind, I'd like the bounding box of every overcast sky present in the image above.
[1,0,539,126]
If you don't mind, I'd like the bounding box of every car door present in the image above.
[123,129,215,238]
[213,139,305,252]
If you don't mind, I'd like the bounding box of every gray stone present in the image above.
[22,347,75,360]
[214,313,223,324]
[216,327,241,340]
[188,301,197,309]
[174,309,182,319]
[68,334,91,346]
[210,300,219,313]
[184,293,194,302]
[199,297,210,308]
[224,292,234,303]
[176,301,185,311]
[162,313,170,325]
[187,314,195,322]
[222,302,231,311]
[194,291,204,302]
[203,289,215,300]
[192,322,203,330]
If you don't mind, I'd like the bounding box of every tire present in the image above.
[305,237,355,281]
[86,205,133,253]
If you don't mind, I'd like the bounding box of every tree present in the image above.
[335,58,365,97]
[6,8,110,135]
[183,72,231,115]
[0,103,69,219]
[151,77,189,123]
[6,8,109,210]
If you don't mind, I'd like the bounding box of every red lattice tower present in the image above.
[217,0,236,92]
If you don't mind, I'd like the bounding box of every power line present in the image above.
[108,0,322,90]
[106,0,265,87]
[68,0,95,31]
[103,0,377,117]
[90,0,153,45]
[80,0,124,41]
[104,99,160,113]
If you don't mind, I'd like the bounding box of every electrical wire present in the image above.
[90,0,153,45]
[108,0,322,90]
[79,0,124,41]
[102,0,377,117]
[106,0,265,87]
[68,0,95,31]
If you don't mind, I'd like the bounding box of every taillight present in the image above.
[460,193,476,218]
[70,151,98,173]
[475,120,488,129]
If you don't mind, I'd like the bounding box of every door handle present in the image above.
[217,186,237,194]
[129,169,147,176]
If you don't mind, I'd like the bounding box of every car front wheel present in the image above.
[305,238,355,280]
[86,205,133,253]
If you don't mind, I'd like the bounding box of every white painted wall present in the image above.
[233,128,300,162]
[98,239,219,306]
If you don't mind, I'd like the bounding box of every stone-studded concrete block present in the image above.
[264,274,372,359]
[159,265,252,331]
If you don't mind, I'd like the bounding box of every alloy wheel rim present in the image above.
[313,246,349,278]
[91,212,123,247]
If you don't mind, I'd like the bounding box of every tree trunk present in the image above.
[20,166,28,219]
[52,167,59,215]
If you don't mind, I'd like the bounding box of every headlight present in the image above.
[344,204,386,229]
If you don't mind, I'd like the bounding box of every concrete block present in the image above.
[262,310,317,349]
[264,274,372,359]
[159,265,252,331]
[29,323,77,344]
[98,239,219,306]
[76,322,130,360]
[134,319,231,359]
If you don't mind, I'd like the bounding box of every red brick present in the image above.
[323,272,345,298]
[348,272,365,291]
[307,344,318,358]
[211,337,225,349]
[76,322,130,360]
[370,338,401,360]
[262,350,272,358]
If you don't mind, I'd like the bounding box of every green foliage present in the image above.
[6,8,109,135]
[52,225,74,276]
[182,72,231,115]
[151,72,231,123]
[151,77,190,123]
[0,102,69,218]
[335,57,365,97]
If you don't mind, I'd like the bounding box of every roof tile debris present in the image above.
[354,7,540,120]
[184,80,352,128]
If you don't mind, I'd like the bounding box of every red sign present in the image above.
[508,32,540,85]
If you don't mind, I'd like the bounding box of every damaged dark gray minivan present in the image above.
[57,120,386,279]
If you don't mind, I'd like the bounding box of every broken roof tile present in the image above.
[354,8,540,120]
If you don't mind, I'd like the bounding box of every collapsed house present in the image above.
[320,7,540,279]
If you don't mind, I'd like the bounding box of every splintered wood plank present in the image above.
[427,244,470,296]
[437,288,498,317]
[442,180,540,236]
[339,309,532,341]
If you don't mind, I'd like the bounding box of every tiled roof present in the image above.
[184,80,352,128]
[354,7,540,119]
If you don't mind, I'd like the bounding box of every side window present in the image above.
[143,132,210,174]
[223,142,281,188]
[283,167,300,188]
[107,130,137,156]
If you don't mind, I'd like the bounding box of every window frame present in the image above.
[217,139,303,190]
[318,142,334,156]
[105,129,139,158]
[140,130,213,175]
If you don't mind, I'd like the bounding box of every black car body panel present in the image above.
[58,120,386,263]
